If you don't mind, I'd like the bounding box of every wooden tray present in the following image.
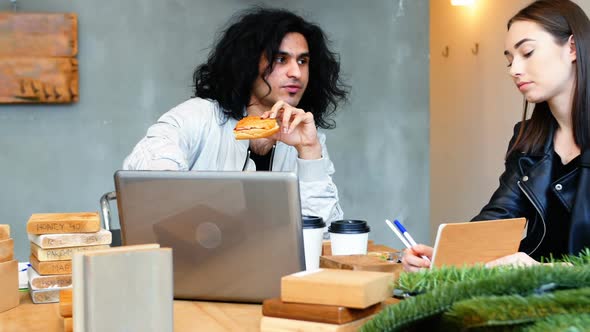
[320,255,404,280]
[262,298,382,324]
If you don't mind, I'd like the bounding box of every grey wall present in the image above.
[0,0,429,261]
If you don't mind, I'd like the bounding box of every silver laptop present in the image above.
[114,170,305,303]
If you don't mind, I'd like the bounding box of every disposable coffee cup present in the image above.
[302,216,326,271]
[328,220,370,255]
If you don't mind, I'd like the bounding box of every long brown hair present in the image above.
[506,0,590,157]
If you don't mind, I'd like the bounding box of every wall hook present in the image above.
[472,43,479,55]
[442,46,449,57]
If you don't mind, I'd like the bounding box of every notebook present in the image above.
[73,244,173,332]
[430,218,527,268]
[114,170,305,302]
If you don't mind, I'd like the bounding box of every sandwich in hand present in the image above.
[233,116,280,140]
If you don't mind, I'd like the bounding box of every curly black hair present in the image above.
[193,7,348,129]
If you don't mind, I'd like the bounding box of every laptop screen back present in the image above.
[114,170,305,303]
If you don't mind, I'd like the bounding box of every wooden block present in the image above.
[27,212,100,234]
[262,298,382,324]
[60,289,72,317]
[30,286,71,304]
[0,238,14,263]
[28,229,112,249]
[64,317,73,332]
[0,260,19,313]
[28,266,71,290]
[0,225,9,240]
[0,13,78,57]
[320,255,404,279]
[31,243,110,261]
[30,255,72,275]
[281,269,393,309]
[260,315,376,332]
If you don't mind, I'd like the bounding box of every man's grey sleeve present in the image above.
[122,110,192,171]
[297,134,343,223]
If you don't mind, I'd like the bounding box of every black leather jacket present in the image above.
[472,121,590,257]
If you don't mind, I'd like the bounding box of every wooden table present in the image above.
[0,292,263,332]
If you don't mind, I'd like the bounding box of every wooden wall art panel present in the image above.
[0,13,78,103]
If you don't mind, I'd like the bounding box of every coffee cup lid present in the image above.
[328,220,370,234]
[302,215,326,229]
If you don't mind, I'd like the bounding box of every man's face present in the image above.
[250,32,310,108]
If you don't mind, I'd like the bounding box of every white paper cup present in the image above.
[302,216,326,271]
[328,220,370,255]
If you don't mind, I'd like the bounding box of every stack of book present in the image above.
[26,212,112,303]
[0,224,19,312]
[261,269,394,331]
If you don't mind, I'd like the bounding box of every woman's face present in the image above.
[504,20,576,104]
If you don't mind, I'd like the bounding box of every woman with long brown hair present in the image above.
[404,0,590,271]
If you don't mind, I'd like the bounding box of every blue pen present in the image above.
[393,220,431,262]
[19,263,31,272]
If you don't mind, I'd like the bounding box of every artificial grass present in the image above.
[520,314,590,332]
[444,287,590,329]
[361,250,590,332]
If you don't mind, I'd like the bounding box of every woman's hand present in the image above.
[402,244,433,272]
[485,252,539,268]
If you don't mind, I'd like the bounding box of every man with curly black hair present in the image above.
[123,7,348,222]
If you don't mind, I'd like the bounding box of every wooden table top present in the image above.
[0,292,263,332]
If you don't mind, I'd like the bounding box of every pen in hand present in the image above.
[385,219,431,262]
[385,219,411,248]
